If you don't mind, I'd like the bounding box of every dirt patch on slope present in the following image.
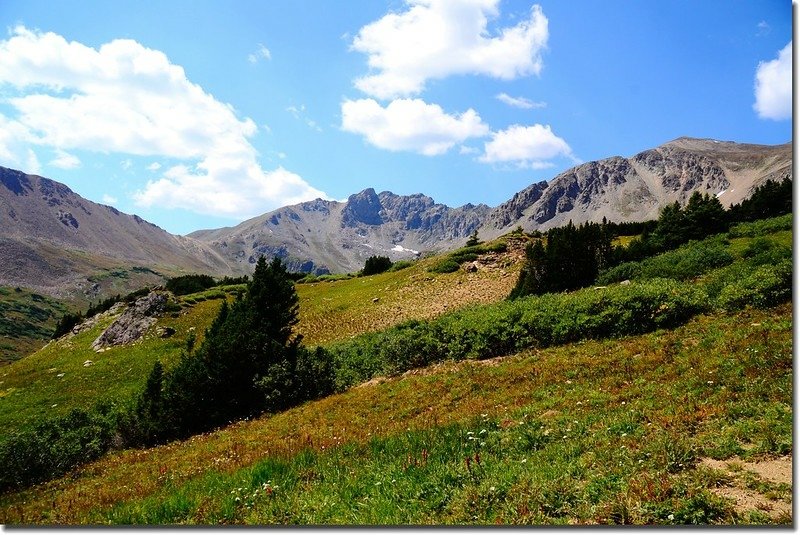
[701,455,792,521]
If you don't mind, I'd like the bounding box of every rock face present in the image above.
[190,189,491,275]
[1,137,791,285]
[479,137,792,238]
[91,292,168,351]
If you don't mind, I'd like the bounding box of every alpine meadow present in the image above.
[0,0,793,527]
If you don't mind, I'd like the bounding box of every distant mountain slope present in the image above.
[189,189,491,274]
[194,137,791,273]
[1,138,790,288]
[480,137,792,237]
[0,167,234,299]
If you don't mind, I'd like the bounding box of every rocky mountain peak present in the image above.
[0,167,34,196]
[342,188,383,226]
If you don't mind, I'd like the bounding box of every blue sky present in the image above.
[0,0,792,235]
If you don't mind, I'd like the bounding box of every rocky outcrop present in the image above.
[91,292,168,351]
[342,188,383,226]
[479,138,791,237]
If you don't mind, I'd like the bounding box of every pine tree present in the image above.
[466,230,480,247]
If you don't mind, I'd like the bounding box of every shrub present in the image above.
[362,256,393,276]
[597,238,734,285]
[429,259,461,274]
[428,242,507,274]
[716,260,792,311]
[0,406,117,492]
[727,214,792,238]
[165,274,216,296]
[325,279,709,389]
[388,260,415,272]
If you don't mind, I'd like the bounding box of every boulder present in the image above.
[91,292,168,351]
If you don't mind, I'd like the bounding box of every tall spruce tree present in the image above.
[143,256,308,442]
[510,221,612,298]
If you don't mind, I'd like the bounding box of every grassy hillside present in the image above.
[0,304,790,524]
[0,287,69,365]
[295,236,525,346]
[0,217,792,525]
[0,298,223,433]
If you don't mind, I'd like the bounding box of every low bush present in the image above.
[0,405,118,491]
[428,242,507,274]
[324,279,709,389]
[597,238,734,285]
[388,260,415,272]
[429,259,461,274]
[727,213,792,238]
[715,260,792,311]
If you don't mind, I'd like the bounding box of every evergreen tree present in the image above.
[683,191,727,240]
[728,176,792,222]
[362,255,393,276]
[510,221,612,299]
[142,255,326,443]
[465,230,480,247]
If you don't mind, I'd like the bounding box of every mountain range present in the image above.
[0,137,791,299]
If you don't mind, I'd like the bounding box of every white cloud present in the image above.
[351,0,549,99]
[756,21,771,37]
[479,124,573,168]
[120,158,133,170]
[286,104,322,132]
[0,26,327,218]
[341,98,489,155]
[0,113,40,173]
[496,92,545,109]
[25,148,41,175]
[754,42,792,121]
[102,194,118,204]
[49,149,81,169]
[248,43,271,64]
[146,162,161,171]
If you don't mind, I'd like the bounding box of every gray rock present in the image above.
[91,292,168,351]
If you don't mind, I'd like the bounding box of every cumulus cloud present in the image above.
[341,98,489,155]
[754,42,792,121]
[0,113,40,173]
[248,43,271,63]
[479,124,573,168]
[496,92,546,109]
[146,162,161,171]
[102,194,118,205]
[0,26,327,217]
[351,0,548,99]
[49,149,81,169]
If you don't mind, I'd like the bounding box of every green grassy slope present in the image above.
[295,237,525,346]
[0,218,792,525]
[0,299,223,433]
[0,287,69,365]
[0,304,790,524]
